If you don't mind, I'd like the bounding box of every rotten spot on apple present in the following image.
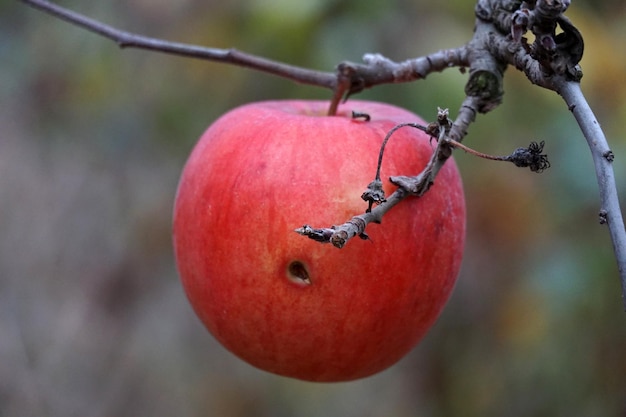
[287,260,311,285]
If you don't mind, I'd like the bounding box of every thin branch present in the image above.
[556,80,626,310]
[19,0,469,115]
[389,97,478,195]
[298,104,467,248]
[450,139,551,173]
[19,0,337,90]
[477,0,626,306]
[295,188,409,248]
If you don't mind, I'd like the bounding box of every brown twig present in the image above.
[18,0,469,116]
[18,0,336,89]
[295,188,409,248]
[297,107,458,248]
[450,139,550,173]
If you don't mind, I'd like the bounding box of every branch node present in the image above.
[351,111,371,122]
[599,209,609,225]
[330,230,349,248]
[361,179,386,213]
[294,225,333,243]
[465,69,504,112]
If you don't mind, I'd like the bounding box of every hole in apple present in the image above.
[287,261,312,285]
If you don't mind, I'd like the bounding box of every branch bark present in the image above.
[19,0,468,115]
[18,0,336,90]
[556,80,626,310]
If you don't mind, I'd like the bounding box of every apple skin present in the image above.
[173,100,465,382]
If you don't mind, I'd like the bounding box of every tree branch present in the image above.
[474,0,626,307]
[19,0,337,90]
[555,80,626,310]
[295,188,409,248]
[19,0,468,115]
[298,105,465,248]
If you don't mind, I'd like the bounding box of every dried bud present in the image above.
[361,179,386,212]
[506,140,551,173]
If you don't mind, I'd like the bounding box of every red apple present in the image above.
[173,100,465,382]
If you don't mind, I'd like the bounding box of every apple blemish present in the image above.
[287,261,311,285]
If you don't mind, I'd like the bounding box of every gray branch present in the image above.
[19,0,468,115]
[556,80,626,309]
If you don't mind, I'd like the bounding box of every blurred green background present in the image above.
[2,1,626,416]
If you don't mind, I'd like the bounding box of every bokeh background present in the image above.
[2,1,626,416]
